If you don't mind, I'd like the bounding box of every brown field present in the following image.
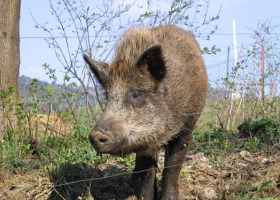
[0,145,279,200]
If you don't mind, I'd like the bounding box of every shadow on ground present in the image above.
[48,162,140,200]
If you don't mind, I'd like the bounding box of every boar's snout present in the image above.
[89,130,112,153]
[89,117,125,154]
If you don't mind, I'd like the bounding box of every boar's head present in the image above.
[83,32,178,156]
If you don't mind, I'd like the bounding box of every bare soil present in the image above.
[1,145,280,200]
[178,146,280,199]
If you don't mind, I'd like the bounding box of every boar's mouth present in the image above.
[102,138,129,155]
[91,136,149,156]
[110,140,150,156]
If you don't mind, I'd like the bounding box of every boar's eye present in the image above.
[125,90,147,108]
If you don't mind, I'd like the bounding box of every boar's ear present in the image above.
[83,54,109,87]
[136,45,166,81]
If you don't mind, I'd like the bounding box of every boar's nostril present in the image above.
[99,138,108,143]
[89,130,110,147]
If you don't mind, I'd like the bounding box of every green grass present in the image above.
[1,85,280,199]
[197,97,280,132]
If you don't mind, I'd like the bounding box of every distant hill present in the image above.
[19,75,105,111]
[18,75,255,111]
[19,75,52,96]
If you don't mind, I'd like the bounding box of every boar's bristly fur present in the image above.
[84,25,208,200]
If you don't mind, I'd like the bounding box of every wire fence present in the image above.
[1,45,280,200]
[202,47,280,130]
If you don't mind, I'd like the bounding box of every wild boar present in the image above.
[83,25,208,200]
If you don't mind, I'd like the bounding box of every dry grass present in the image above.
[1,145,279,200]
[30,114,74,137]
[0,170,52,200]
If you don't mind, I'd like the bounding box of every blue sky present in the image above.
[20,0,280,83]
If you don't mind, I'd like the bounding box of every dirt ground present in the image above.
[0,145,280,200]
[178,146,280,199]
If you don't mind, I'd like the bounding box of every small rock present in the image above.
[186,152,204,160]
[243,157,255,163]
[236,162,248,168]
[220,171,232,178]
[262,158,276,164]
[198,160,210,170]
[198,187,218,200]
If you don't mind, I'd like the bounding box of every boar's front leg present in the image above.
[133,154,158,200]
[161,128,193,200]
